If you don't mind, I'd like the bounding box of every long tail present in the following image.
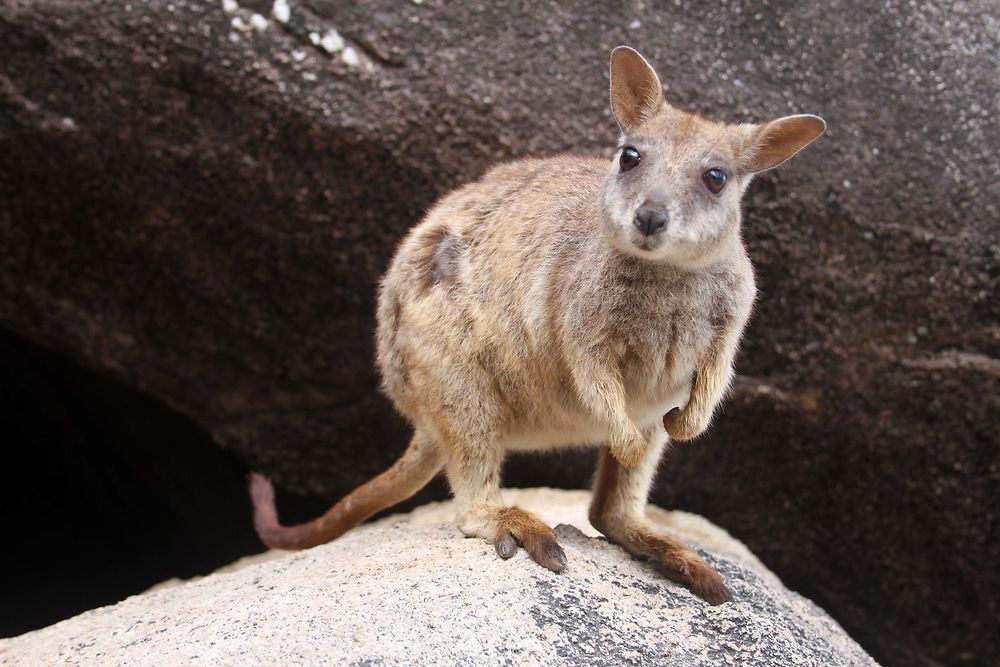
[249,435,443,550]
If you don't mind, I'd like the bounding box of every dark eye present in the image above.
[703,168,727,194]
[619,146,641,172]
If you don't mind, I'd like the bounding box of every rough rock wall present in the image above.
[0,1,997,665]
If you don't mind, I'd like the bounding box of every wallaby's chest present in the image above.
[624,292,714,380]
[599,267,724,351]
[590,267,741,404]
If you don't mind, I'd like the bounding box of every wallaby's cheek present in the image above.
[599,185,643,252]
[661,207,740,268]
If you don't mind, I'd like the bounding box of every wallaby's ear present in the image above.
[610,46,665,132]
[742,114,826,173]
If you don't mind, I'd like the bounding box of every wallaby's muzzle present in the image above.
[633,204,669,236]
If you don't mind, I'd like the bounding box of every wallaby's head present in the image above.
[600,46,825,268]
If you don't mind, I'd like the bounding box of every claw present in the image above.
[692,574,734,606]
[492,506,567,573]
[660,559,732,605]
[533,540,567,573]
[495,531,518,559]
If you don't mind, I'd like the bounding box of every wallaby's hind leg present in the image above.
[250,431,443,550]
[443,430,567,572]
[589,424,732,605]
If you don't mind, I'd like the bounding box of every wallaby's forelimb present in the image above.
[250,434,443,550]
[663,328,741,442]
[567,351,647,467]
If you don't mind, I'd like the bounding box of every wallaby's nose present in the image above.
[633,206,668,236]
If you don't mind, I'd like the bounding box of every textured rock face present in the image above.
[0,490,877,666]
[0,1,996,666]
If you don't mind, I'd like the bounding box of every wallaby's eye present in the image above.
[703,168,727,195]
[619,146,641,173]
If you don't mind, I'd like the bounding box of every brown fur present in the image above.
[249,47,825,605]
[251,434,441,549]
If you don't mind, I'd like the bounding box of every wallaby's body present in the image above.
[251,47,825,605]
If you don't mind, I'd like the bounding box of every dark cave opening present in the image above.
[0,330,333,637]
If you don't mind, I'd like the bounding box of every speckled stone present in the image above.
[0,490,877,666]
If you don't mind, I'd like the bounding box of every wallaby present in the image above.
[250,46,825,605]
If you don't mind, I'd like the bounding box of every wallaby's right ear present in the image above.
[610,46,665,133]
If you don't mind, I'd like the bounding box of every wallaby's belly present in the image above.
[379,254,712,451]
[497,329,699,452]
[500,382,691,453]
[382,286,702,452]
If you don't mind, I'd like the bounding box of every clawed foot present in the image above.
[491,507,567,572]
[595,517,733,606]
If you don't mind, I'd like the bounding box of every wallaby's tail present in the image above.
[249,435,443,550]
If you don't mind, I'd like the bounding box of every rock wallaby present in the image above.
[250,46,825,604]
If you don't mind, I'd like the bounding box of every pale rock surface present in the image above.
[0,489,877,666]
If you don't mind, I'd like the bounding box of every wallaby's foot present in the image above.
[596,518,731,605]
[490,506,567,572]
[651,549,732,606]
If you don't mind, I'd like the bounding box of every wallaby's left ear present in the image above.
[742,114,826,173]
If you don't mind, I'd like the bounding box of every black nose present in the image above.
[633,206,668,236]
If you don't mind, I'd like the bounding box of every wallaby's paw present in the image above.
[662,407,707,442]
[493,507,567,572]
[655,552,733,606]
